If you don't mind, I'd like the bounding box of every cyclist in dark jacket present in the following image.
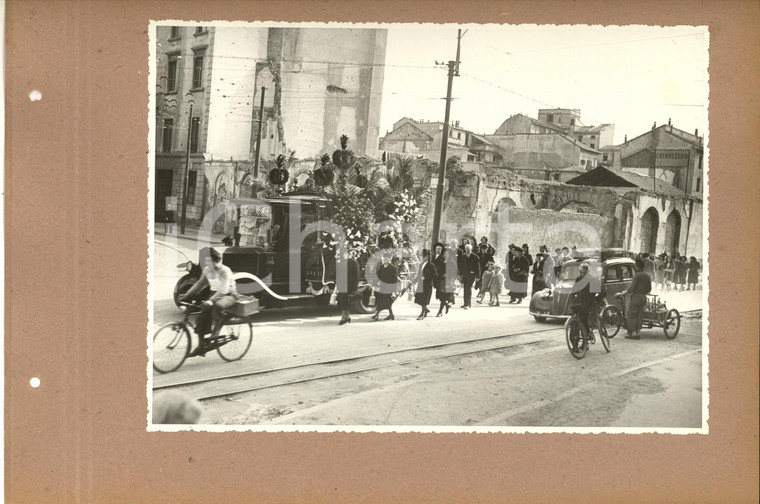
[570,262,603,340]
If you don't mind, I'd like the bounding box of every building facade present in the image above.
[154,25,387,226]
[485,109,612,181]
[379,118,481,163]
[599,120,704,196]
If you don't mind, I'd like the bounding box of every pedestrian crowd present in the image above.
[336,237,662,324]
[637,251,701,293]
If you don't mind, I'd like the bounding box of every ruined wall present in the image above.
[277,28,387,159]
[398,161,703,264]
[205,28,265,160]
[489,208,614,263]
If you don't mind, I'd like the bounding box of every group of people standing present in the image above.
[639,252,701,292]
[364,237,556,323]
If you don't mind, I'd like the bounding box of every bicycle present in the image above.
[153,300,256,373]
[565,302,612,359]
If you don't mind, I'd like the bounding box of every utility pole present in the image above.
[431,29,464,248]
[180,102,194,235]
[253,86,266,178]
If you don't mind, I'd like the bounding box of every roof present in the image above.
[574,124,612,134]
[470,133,498,146]
[565,166,683,196]
[380,121,434,142]
[619,124,703,150]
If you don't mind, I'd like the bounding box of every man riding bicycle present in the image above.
[569,262,604,349]
[179,247,238,355]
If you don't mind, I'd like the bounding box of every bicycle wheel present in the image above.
[216,318,253,362]
[600,305,623,339]
[153,323,191,373]
[663,309,680,339]
[565,317,587,359]
[597,319,611,353]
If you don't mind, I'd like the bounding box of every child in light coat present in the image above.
[489,265,505,306]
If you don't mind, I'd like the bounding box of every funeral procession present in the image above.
[150,25,706,430]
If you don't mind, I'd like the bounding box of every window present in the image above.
[170,26,180,39]
[590,143,595,149]
[581,159,586,166]
[570,118,575,126]
[605,266,620,282]
[190,117,201,153]
[552,173,560,181]
[195,26,204,34]
[161,118,173,152]
[696,176,701,192]
[577,136,582,142]
[547,114,554,123]
[186,171,197,205]
[620,265,633,280]
[603,154,609,162]
[167,54,178,91]
[591,135,596,139]
[456,132,461,139]
[192,49,205,88]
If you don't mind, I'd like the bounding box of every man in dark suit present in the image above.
[458,243,481,309]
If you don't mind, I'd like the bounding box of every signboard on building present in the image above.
[655,149,690,167]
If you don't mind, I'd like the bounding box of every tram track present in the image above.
[154,326,565,401]
[154,309,703,403]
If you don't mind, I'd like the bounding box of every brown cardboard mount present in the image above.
[4,1,759,503]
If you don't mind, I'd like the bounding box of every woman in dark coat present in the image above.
[531,252,547,295]
[432,242,455,317]
[522,244,534,267]
[335,252,360,325]
[414,248,437,320]
[687,256,700,290]
[509,247,531,303]
[675,255,688,291]
[372,252,399,321]
[505,245,517,303]
[476,237,495,289]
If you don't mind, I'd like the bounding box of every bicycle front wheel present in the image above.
[599,305,623,338]
[216,318,253,362]
[153,323,191,373]
[565,317,587,359]
[598,321,611,353]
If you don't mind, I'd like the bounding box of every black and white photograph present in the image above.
[148,22,708,432]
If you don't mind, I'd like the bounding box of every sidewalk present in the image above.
[154,225,228,248]
[651,285,704,313]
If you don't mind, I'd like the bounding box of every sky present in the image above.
[379,24,708,146]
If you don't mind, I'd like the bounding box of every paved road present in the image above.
[150,233,706,430]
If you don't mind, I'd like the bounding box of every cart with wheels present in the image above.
[641,294,681,339]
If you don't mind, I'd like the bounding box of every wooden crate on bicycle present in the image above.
[227,296,260,317]
[644,294,668,321]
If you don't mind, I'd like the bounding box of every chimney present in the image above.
[454,120,460,127]
[624,134,628,143]
[695,128,699,137]
[652,122,657,130]
[668,118,671,126]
